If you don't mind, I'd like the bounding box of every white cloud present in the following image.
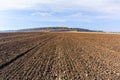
[31,12,52,17]
[0,0,119,12]
[0,0,120,23]
[0,0,51,10]
[0,0,120,15]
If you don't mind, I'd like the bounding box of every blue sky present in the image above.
[0,0,120,32]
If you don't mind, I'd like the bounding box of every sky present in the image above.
[0,0,120,32]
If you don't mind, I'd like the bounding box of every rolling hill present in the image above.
[16,27,103,32]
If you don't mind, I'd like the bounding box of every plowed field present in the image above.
[0,32,120,80]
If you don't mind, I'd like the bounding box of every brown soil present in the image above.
[0,32,120,80]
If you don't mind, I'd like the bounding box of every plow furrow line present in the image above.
[0,36,55,70]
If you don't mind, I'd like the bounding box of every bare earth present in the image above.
[0,32,120,80]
